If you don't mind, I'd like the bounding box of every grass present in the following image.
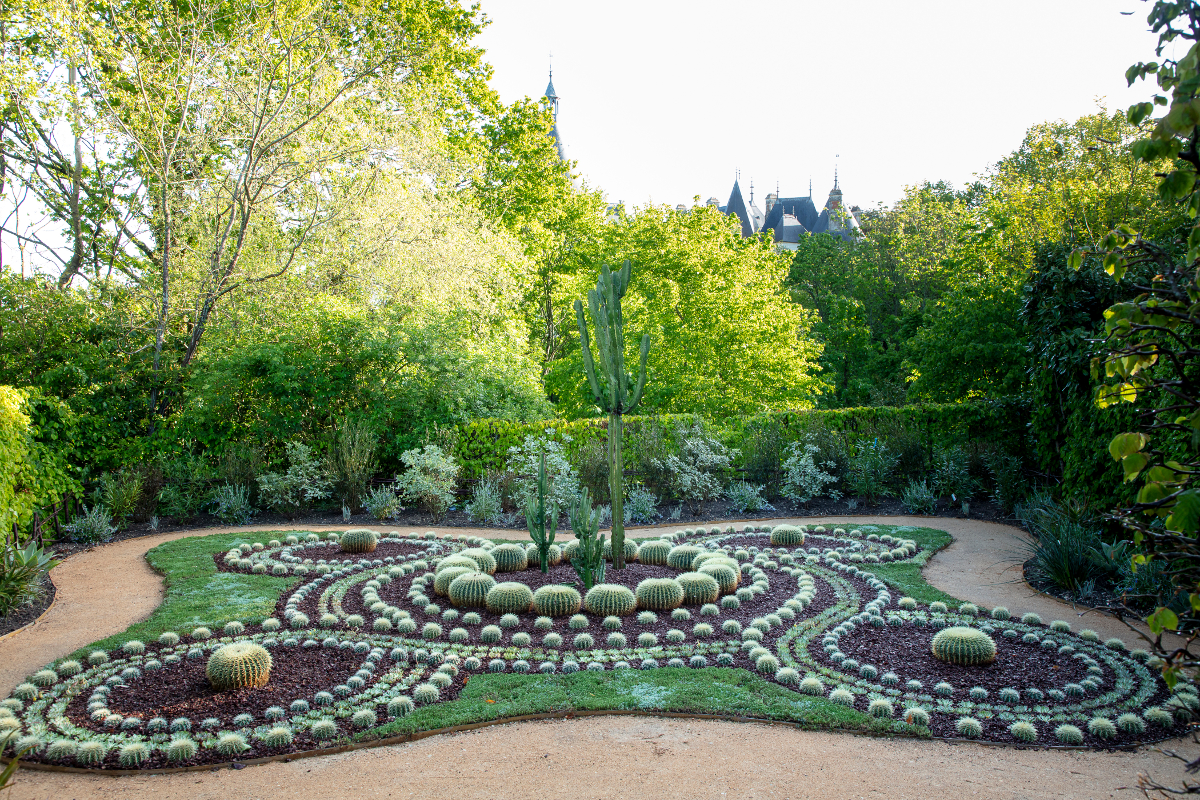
[53,521,957,745]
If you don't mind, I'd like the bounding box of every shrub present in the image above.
[62,504,118,545]
[97,469,144,527]
[844,440,899,505]
[210,483,256,525]
[725,480,775,513]
[395,445,460,519]
[362,485,404,521]
[624,485,661,523]
[780,434,840,504]
[655,420,737,513]
[256,442,333,517]
[507,432,580,513]
[0,542,58,615]
[900,479,937,515]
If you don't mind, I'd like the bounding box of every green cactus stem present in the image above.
[525,453,558,573]
[575,260,650,570]
[569,487,607,589]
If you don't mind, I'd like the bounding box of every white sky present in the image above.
[475,0,1163,210]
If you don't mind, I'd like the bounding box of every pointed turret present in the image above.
[543,69,565,162]
[725,178,754,238]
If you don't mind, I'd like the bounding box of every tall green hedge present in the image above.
[0,386,79,536]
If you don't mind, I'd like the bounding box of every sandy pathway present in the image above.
[2,516,1193,799]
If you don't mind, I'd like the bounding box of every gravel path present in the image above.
[2,516,1194,799]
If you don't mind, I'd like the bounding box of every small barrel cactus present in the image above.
[868,698,894,718]
[955,717,983,738]
[434,566,477,596]
[770,524,805,546]
[166,737,197,762]
[447,572,497,608]
[637,540,672,565]
[930,627,997,666]
[584,584,638,616]
[1054,724,1084,744]
[206,642,273,690]
[635,578,686,610]
[1088,716,1117,739]
[491,543,529,572]
[1009,721,1037,743]
[676,572,720,605]
[311,720,339,740]
[486,582,535,614]
[413,683,440,705]
[666,545,703,570]
[532,585,583,617]
[904,707,930,726]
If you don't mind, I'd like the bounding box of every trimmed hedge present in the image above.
[0,386,78,536]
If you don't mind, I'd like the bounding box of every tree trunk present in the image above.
[609,410,625,569]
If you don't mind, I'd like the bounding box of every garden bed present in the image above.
[0,523,1187,771]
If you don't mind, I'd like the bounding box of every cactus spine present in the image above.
[575,260,650,570]
[525,453,558,573]
[569,487,607,589]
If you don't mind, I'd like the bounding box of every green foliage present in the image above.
[0,542,58,616]
[210,483,256,525]
[845,440,899,504]
[62,504,117,544]
[256,442,333,518]
[0,385,78,537]
[395,445,460,520]
[326,417,378,510]
[900,479,937,515]
[930,627,997,666]
[205,642,272,690]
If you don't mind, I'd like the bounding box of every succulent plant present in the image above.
[955,717,983,738]
[676,572,720,605]
[87,650,109,665]
[56,660,82,677]
[828,688,856,706]
[434,566,477,596]
[206,642,273,690]
[311,720,339,740]
[698,563,740,595]
[573,633,595,649]
[215,732,250,757]
[350,709,378,729]
[770,525,805,546]
[459,548,498,575]
[928,602,947,614]
[930,627,997,666]
[413,683,440,705]
[447,572,497,608]
[1115,713,1145,734]
[1146,707,1175,727]
[388,696,415,718]
[491,543,529,572]
[637,540,672,565]
[867,698,894,718]
[666,545,703,570]
[606,632,627,647]
[1019,612,1042,626]
[934,682,954,696]
[569,614,589,630]
[480,625,503,643]
[74,741,108,766]
[603,538,640,563]
[903,707,930,726]
[486,582,535,614]
[720,595,740,610]
[1008,721,1037,742]
[1104,637,1128,651]
[1087,716,1117,739]
[635,578,686,610]
[1078,629,1100,642]
[532,585,583,617]
[46,739,79,761]
[584,584,638,616]
[422,622,443,640]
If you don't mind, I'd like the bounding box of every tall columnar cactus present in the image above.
[524,453,558,573]
[575,260,650,569]
[569,487,607,589]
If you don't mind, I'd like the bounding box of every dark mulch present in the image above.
[0,575,56,637]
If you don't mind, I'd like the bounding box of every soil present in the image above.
[1022,557,1148,617]
[0,576,55,638]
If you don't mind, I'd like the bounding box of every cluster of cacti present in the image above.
[770,525,805,546]
[930,627,997,666]
[339,529,379,554]
[637,540,672,565]
[447,573,496,608]
[206,643,272,690]
[532,585,582,616]
[524,453,559,573]
[486,582,534,614]
[584,584,638,616]
[635,578,685,610]
[569,487,607,589]
[676,572,720,605]
[491,543,529,572]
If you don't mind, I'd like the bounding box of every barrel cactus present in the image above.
[486,582,535,614]
[340,529,378,554]
[676,572,720,605]
[434,566,476,596]
[532,585,583,617]
[637,540,672,565]
[930,627,997,666]
[770,525,805,546]
[447,573,496,608]
[491,543,529,572]
[206,642,273,690]
[603,538,639,563]
[698,563,739,594]
[666,545,703,570]
[584,584,638,616]
[459,548,498,575]
[635,578,685,611]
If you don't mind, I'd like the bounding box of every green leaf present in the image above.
[1122,452,1149,482]
[1161,169,1197,201]
[1128,101,1155,125]
[1109,432,1148,461]
[1167,489,1200,534]
[1147,606,1179,634]
[1068,250,1083,270]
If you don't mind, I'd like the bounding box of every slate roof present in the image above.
[725,180,754,238]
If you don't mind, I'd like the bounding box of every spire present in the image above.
[544,64,559,118]
[834,164,839,190]
[749,179,754,204]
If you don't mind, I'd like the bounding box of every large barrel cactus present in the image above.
[666,545,703,571]
[603,538,639,563]
[448,573,496,608]
[459,548,498,575]
[635,578,685,611]
[206,643,272,690]
[486,582,535,614]
[491,543,529,573]
[636,540,672,565]
[434,566,476,596]
[339,529,378,554]
[698,563,740,594]
[931,627,997,666]
[676,572,721,605]
[770,525,806,547]
[584,583,638,616]
[532,585,582,617]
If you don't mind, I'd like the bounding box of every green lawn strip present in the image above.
[361,667,923,740]
[66,531,302,661]
[863,525,961,606]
